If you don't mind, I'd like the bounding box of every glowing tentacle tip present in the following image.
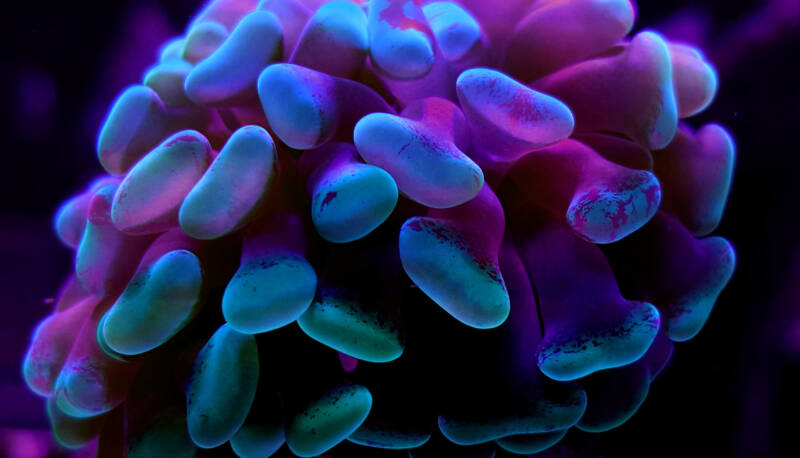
[191,0,260,30]
[286,382,373,457]
[289,0,368,78]
[509,139,661,244]
[535,30,678,150]
[566,169,662,244]
[367,0,435,80]
[257,0,311,58]
[666,236,735,341]
[514,219,660,381]
[101,249,203,356]
[53,302,140,418]
[54,193,92,250]
[258,63,392,149]
[605,212,736,342]
[184,10,283,105]
[503,0,635,81]
[159,37,186,63]
[456,67,574,161]
[96,85,170,175]
[143,60,195,108]
[304,143,398,243]
[655,123,735,236]
[422,1,483,62]
[230,389,285,458]
[22,298,98,396]
[180,125,277,239]
[354,111,483,209]
[669,43,718,118]
[46,397,106,450]
[399,186,509,329]
[186,324,259,448]
[222,252,317,334]
[537,301,661,382]
[182,21,228,64]
[75,184,153,297]
[111,130,212,235]
[297,287,404,363]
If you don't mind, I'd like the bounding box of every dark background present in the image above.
[1,1,798,456]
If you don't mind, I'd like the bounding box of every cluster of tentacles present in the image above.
[23,0,736,456]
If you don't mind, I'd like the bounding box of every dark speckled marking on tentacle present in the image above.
[286,381,372,457]
[186,324,259,449]
[537,301,660,382]
[298,286,405,363]
[400,216,509,329]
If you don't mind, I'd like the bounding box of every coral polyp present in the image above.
[24,0,735,456]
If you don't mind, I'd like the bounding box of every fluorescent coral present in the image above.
[24,0,735,456]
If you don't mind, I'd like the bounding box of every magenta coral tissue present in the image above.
[25,0,736,456]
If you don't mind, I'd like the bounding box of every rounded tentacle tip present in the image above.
[286,382,373,457]
[367,0,435,80]
[297,288,405,363]
[399,216,510,330]
[111,130,213,235]
[46,397,107,450]
[666,236,736,342]
[258,63,333,149]
[222,253,317,334]
[567,170,661,244]
[670,43,719,118]
[423,1,485,63]
[538,301,661,382]
[186,324,259,449]
[354,111,484,209]
[179,124,277,240]
[102,249,203,356]
[310,163,398,243]
[456,67,574,160]
[96,85,169,176]
[54,365,109,419]
[184,10,283,105]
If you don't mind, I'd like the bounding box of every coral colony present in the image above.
[23,0,735,456]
